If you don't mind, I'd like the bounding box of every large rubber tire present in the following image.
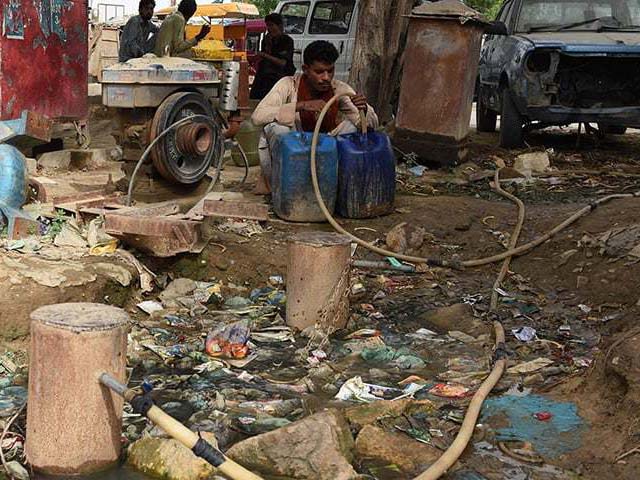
[499,89,524,148]
[476,91,497,132]
[599,124,627,135]
[150,92,219,185]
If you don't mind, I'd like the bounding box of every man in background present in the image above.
[250,13,295,100]
[154,0,210,57]
[118,0,158,62]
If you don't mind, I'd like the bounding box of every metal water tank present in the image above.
[395,0,488,165]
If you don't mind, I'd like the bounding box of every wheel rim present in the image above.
[151,93,219,185]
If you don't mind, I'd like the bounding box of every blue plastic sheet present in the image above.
[482,394,586,458]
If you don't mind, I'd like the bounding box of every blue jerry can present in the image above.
[271,132,338,223]
[336,132,396,219]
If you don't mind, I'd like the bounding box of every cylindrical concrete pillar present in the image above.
[26,303,129,475]
[286,232,351,332]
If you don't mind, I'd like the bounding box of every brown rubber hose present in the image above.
[309,94,639,270]
[489,168,526,311]
[414,168,522,479]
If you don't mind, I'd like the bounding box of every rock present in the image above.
[159,278,197,303]
[608,332,640,406]
[345,399,435,432]
[386,222,426,254]
[25,157,37,175]
[37,150,71,172]
[91,263,132,287]
[355,425,441,476]
[127,432,219,480]
[419,303,488,337]
[53,221,87,248]
[87,218,116,248]
[513,151,550,177]
[345,399,414,431]
[226,410,358,480]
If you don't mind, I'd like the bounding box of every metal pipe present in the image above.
[352,259,415,273]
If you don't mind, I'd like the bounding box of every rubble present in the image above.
[128,433,219,480]
[226,410,358,480]
[355,425,441,476]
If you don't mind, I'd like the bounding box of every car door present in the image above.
[306,0,357,82]
[481,0,516,90]
[278,1,312,72]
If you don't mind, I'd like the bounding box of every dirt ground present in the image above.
[4,112,640,479]
[143,125,640,479]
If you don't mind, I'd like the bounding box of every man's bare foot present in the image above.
[253,174,271,195]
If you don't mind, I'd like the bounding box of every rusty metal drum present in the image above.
[395,0,488,166]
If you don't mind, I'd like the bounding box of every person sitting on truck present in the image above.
[118,0,159,63]
[154,0,210,58]
[249,13,296,100]
[251,40,378,195]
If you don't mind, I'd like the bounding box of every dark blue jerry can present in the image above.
[336,132,396,219]
[271,132,338,222]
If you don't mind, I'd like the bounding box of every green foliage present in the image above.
[467,0,504,20]
[46,209,67,239]
[247,0,279,16]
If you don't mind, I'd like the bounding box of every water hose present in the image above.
[308,95,640,269]
[414,168,519,479]
[99,373,262,480]
[308,95,638,478]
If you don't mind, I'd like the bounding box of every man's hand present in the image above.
[296,100,327,113]
[195,25,211,42]
[351,94,368,112]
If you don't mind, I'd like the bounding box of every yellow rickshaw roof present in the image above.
[156,3,260,19]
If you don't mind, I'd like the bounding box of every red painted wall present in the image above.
[0,0,88,121]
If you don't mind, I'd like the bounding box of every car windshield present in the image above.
[516,0,640,32]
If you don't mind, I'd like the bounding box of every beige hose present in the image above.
[308,95,635,478]
[309,94,639,269]
[414,322,506,479]
[489,168,526,311]
[414,168,522,479]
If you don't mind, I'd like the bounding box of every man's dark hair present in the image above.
[264,13,283,27]
[139,0,155,9]
[303,40,339,66]
[178,0,197,18]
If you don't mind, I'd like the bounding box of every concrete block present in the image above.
[25,157,37,175]
[37,150,71,172]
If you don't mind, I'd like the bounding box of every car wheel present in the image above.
[499,89,524,148]
[476,93,497,132]
[598,124,627,135]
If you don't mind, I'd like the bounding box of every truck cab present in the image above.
[275,0,359,82]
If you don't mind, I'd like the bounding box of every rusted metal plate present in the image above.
[202,199,269,221]
[115,234,205,258]
[396,18,483,141]
[0,0,88,121]
[105,214,199,237]
[105,213,203,257]
[53,193,125,215]
[8,216,41,240]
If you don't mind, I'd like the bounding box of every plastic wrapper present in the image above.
[205,320,251,359]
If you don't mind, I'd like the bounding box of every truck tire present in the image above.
[599,124,627,135]
[476,93,497,132]
[499,89,524,148]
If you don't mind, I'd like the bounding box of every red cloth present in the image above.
[297,75,339,133]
